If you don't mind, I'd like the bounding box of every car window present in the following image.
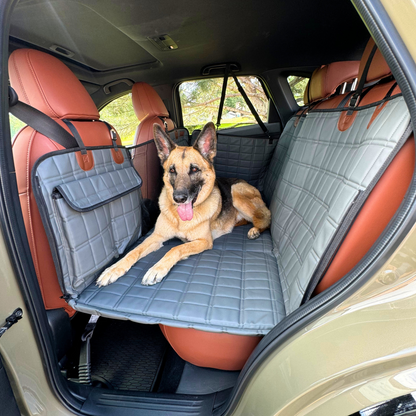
[99,94,137,146]
[287,75,309,107]
[9,114,26,139]
[179,76,268,134]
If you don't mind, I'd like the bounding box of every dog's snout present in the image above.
[173,189,189,204]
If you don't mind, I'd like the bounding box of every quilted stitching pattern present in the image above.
[35,148,142,295]
[169,128,189,146]
[191,128,278,190]
[214,135,277,189]
[53,200,116,289]
[57,169,140,210]
[70,225,285,335]
[270,97,411,313]
[211,223,274,253]
[263,117,304,205]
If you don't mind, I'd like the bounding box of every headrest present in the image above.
[8,49,99,120]
[358,38,391,83]
[304,61,360,104]
[132,82,169,122]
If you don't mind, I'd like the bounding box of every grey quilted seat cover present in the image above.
[270,96,411,313]
[191,124,281,190]
[214,135,277,190]
[263,116,305,205]
[34,148,142,296]
[35,92,411,337]
[169,128,190,146]
[70,225,286,335]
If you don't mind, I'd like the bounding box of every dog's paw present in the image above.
[141,262,170,286]
[248,227,260,240]
[96,263,127,287]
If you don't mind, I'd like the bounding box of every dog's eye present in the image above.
[190,166,199,173]
[169,167,175,173]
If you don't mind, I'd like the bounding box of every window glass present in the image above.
[99,94,136,145]
[287,75,309,107]
[179,76,268,134]
[9,114,26,139]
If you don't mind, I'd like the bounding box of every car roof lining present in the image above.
[9,0,370,87]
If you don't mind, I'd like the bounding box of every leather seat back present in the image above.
[131,82,188,201]
[9,49,123,315]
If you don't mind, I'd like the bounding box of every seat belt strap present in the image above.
[216,64,230,129]
[347,44,378,115]
[8,86,79,150]
[62,120,87,155]
[230,72,272,142]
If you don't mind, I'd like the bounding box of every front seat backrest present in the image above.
[9,49,123,315]
[131,82,175,202]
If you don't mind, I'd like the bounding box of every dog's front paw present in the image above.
[141,262,170,286]
[96,263,127,287]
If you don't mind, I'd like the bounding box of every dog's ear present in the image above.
[153,124,176,163]
[193,122,217,162]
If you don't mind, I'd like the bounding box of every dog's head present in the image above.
[153,122,217,221]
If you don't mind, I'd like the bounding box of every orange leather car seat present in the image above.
[131,82,175,202]
[9,49,123,315]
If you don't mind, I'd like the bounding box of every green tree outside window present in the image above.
[179,76,269,134]
[287,75,309,106]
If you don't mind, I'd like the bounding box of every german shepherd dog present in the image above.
[96,122,271,287]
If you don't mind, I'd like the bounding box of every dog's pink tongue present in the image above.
[177,202,193,221]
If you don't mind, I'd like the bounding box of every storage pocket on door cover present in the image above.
[52,173,142,290]
[53,195,117,289]
[33,148,142,296]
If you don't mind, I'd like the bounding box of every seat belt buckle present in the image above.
[78,314,99,385]
[347,94,359,116]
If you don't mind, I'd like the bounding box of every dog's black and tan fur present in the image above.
[97,122,271,287]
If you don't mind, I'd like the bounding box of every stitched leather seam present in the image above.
[25,50,60,118]
[136,84,147,122]
[60,112,99,119]
[146,84,157,116]
[11,53,30,104]
[144,84,156,118]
